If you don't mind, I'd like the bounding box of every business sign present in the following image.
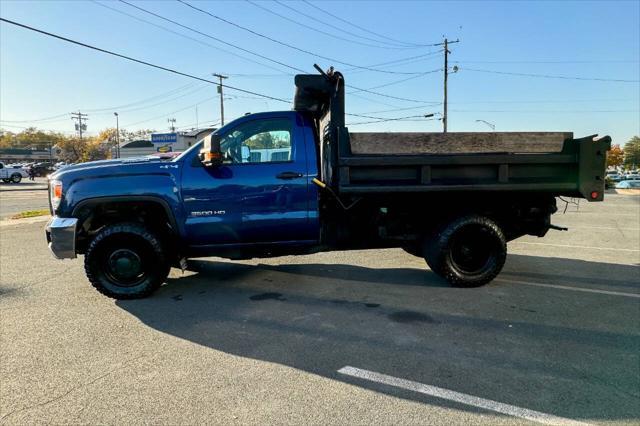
[156,145,173,153]
[151,133,177,144]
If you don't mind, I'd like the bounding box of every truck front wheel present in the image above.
[11,173,22,183]
[84,223,170,299]
[424,215,506,287]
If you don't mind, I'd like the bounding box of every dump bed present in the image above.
[292,68,611,202]
[338,132,611,201]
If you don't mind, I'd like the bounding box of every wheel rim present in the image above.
[449,227,495,274]
[104,248,146,287]
[11,175,21,183]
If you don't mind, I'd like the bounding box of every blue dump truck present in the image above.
[45,67,611,299]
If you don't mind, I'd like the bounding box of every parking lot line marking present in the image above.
[561,225,640,231]
[337,366,590,426]
[497,279,640,299]
[510,241,640,253]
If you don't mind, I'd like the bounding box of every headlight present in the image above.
[50,180,62,211]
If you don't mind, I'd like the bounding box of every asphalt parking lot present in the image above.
[1,193,638,425]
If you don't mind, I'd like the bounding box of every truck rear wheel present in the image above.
[84,223,170,299]
[11,173,21,183]
[424,215,506,287]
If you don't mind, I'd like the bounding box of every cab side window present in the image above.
[220,118,292,164]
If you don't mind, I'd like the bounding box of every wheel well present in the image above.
[73,199,178,255]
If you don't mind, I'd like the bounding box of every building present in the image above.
[0,148,55,164]
[113,128,216,158]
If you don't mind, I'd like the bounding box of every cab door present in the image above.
[181,114,316,247]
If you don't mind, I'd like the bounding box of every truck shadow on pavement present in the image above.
[116,254,640,423]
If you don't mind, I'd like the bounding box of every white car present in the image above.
[0,162,29,183]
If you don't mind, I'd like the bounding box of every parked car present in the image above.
[615,180,640,189]
[606,171,623,182]
[0,161,29,183]
[28,162,55,177]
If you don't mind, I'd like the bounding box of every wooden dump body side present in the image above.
[335,133,611,201]
[349,132,572,155]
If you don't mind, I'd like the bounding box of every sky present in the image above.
[0,0,639,145]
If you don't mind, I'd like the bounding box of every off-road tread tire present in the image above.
[84,222,170,299]
[425,215,506,287]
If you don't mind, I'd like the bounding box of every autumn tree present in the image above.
[606,144,624,168]
[623,136,640,169]
[0,127,66,150]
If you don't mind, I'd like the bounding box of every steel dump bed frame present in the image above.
[338,133,610,201]
[293,68,611,202]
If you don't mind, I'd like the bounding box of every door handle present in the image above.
[276,171,303,180]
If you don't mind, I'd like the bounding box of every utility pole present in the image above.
[213,73,228,126]
[167,118,176,132]
[114,112,120,159]
[70,111,88,140]
[435,38,459,133]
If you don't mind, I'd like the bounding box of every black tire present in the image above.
[10,173,21,183]
[84,223,170,299]
[424,215,506,287]
[2,179,10,183]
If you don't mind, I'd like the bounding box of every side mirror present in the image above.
[199,134,222,167]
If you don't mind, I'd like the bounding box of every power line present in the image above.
[346,50,443,72]
[347,116,439,125]
[451,109,640,113]
[0,113,71,123]
[0,84,209,126]
[0,123,77,134]
[0,15,442,122]
[177,0,436,75]
[347,69,441,94]
[461,67,639,83]
[0,17,291,104]
[352,104,444,115]
[118,1,445,103]
[269,0,421,49]
[301,0,430,48]
[83,82,202,112]
[122,96,218,128]
[93,0,293,75]
[90,84,210,115]
[454,59,640,64]
[118,0,307,74]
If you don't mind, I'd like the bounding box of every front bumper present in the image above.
[45,216,78,259]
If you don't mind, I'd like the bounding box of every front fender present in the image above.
[61,173,185,237]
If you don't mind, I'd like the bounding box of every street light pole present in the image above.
[475,119,496,131]
[114,112,120,159]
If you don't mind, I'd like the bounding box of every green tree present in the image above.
[623,136,640,169]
